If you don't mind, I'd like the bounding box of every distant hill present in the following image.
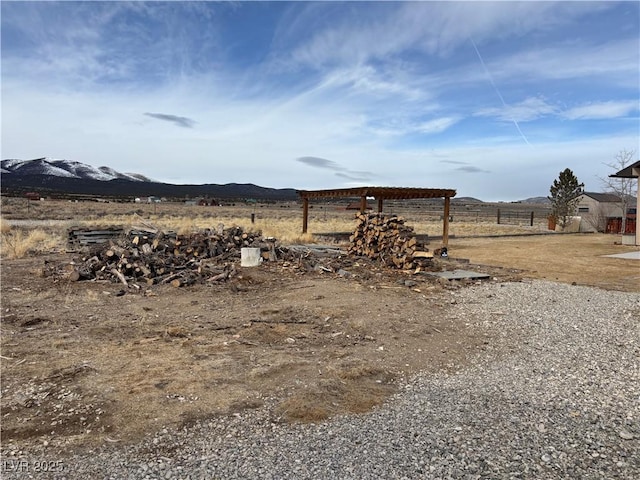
[452,196,484,204]
[519,197,551,205]
[0,158,299,201]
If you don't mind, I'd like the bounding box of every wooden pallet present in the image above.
[67,226,125,250]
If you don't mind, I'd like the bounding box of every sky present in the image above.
[1,1,639,201]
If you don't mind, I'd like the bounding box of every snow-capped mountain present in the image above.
[0,158,152,182]
[1,157,298,200]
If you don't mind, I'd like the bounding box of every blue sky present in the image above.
[1,1,638,201]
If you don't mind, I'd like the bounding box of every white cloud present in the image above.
[476,97,559,122]
[484,38,639,88]
[416,117,461,134]
[281,2,611,68]
[563,101,639,120]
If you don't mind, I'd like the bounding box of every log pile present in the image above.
[66,225,274,287]
[348,213,433,270]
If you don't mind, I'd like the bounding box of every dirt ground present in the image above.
[1,230,638,455]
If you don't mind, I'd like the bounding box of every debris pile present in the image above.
[348,213,434,270]
[62,225,277,287]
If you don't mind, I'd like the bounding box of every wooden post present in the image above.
[530,211,534,227]
[442,196,451,246]
[497,208,501,224]
[360,195,367,213]
[377,197,383,213]
[302,197,309,233]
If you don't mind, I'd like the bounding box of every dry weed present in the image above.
[276,369,395,423]
[0,217,11,234]
[0,227,63,258]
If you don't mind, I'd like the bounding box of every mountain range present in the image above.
[1,158,152,182]
[1,157,552,204]
[0,158,299,201]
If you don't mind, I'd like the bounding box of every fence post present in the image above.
[497,208,501,225]
[530,211,534,227]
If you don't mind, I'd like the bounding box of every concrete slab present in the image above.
[423,269,491,281]
[602,251,640,260]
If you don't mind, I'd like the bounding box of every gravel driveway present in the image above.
[2,280,639,479]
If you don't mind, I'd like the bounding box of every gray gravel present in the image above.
[3,280,639,479]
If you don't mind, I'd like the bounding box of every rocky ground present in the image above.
[1,222,639,478]
[1,280,638,479]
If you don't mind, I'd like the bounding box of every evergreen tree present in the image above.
[548,168,584,230]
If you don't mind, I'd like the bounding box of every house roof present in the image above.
[581,192,622,203]
[610,160,640,178]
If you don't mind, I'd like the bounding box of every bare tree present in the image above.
[583,203,608,233]
[600,149,636,234]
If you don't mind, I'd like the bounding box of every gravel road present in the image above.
[2,280,639,479]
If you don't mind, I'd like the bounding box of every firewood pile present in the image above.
[348,213,434,270]
[62,225,277,287]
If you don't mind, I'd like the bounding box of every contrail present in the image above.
[470,38,531,147]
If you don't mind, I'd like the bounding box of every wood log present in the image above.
[69,270,83,282]
[110,268,128,286]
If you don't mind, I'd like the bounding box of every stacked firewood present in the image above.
[347,213,433,270]
[67,225,275,287]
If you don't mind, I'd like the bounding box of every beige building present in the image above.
[576,192,625,233]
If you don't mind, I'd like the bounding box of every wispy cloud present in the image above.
[563,101,639,120]
[476,97,558,123]
[416,117,461,134]
[335,171,373,182]
[296,156,342,170]
[456,165,490,174]
[440,159,490,174]
[280,2,610,68]
[144,112,196,128]
[296,156,374,182]
[485,39,640,88]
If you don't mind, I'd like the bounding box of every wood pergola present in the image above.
[297,186,457,245]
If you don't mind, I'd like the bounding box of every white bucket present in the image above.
[241,247,262,267]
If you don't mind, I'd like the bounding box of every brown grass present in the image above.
[0,200,553,262]
[449,233,639,292]
[276,367,395,422]
[0,226,63,259]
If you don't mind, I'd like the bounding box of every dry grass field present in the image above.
[1,196,638,453]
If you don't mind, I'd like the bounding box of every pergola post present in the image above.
[377,197,383,213]
[360,195,367,213]
[302,197,309,233]
[442,196,451,246]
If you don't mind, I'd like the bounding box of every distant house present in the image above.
[185,197,218,206]
[576,192,637,233]
[134,196,161,203]
[24,191,40,200]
